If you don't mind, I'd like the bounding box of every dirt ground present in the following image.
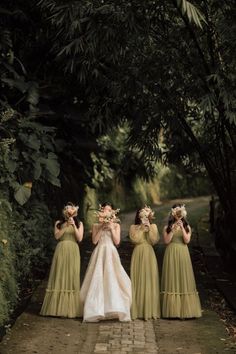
[1,197,236,354]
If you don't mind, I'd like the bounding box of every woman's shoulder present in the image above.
[163,225,168,232]
[187,225,191,233]
[92,223,103,231]
[150,223,157,229]
[129,224,143,235]
[129,224,139,230]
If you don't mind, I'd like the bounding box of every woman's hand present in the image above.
[100,222,109,230]
[172,220,183,230]
[176,219,184,229]
[68,217,76,227]
[102,221,115,231]
[141,220,150,232]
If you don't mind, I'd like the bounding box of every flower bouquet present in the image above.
[63,203,79,220]
[171,205,187,219]
[139,205,155,224]
[95,205,120,224]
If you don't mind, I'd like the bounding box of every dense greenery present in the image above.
[0,0,235,327]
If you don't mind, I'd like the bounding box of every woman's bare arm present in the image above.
[92,223,104,245]
[163,226,173,244]
[54,221,65,240]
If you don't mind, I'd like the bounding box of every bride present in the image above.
[80,202,131,322]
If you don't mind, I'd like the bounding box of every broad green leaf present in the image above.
[46,173,61,187]
[14,185,31,205]
[44,155,60,178]
[34,161,42,180]
[26,134,41,150]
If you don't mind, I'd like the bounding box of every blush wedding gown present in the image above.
[80,227,132,322]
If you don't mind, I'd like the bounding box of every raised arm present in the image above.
[92,223,104,245]
[163,225,173,245]
[67,217,83,242]
[110,223,121,246]
[129,225,143,244]
[181,223,191,244]
[54,221,65,240]
[73,221,84,242]
[147,224,160,245]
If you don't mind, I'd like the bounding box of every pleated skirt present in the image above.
[40,240,81,318]
[131,243,160,320]
[161,242,202,318]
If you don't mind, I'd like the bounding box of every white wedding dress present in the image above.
[80,228,132,322]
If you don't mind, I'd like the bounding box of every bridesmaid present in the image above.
[161,204,202,319]
[129,205,160,320]
[40,202,83,318]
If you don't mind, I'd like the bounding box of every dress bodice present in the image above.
[59,225,77,243]
[171,228,185,244]
[98,229,114,246]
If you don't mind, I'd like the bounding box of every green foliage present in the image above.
[11,200,55,283]
[159,165,213,200]
[82,178,160,230]
[176,0,206,28]
[0,108,61,204]
[0,8,60,326]
[0,196,18,327]
[14,184,31,206]
[0,192,54,326]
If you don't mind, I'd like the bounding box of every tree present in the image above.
[126,0,236,265]
[39,0,236,264]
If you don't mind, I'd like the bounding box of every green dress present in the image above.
[129,224,160,320]
[161,228,202,318]
[40,224,81,318]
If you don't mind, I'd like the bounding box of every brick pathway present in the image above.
[0,292,234,354]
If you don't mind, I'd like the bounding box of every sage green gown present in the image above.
[129,224,160,320]
[161,228,202,318]
[40,224,81,318]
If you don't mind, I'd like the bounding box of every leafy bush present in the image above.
[0,194,55,327]
[159,165,213,200]
[11,199,55,285]
[0,198,18,327]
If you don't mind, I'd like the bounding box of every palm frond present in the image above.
[176,0,207,28]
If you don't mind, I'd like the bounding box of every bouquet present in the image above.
[139,205,155,224]
[95,205,120,224]
[63,203,79,220]
[171,205,187,219]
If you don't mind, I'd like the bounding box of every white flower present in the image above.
[95,205,120,223]
[171,205,187,219]
[139,205,155,222]
[63,204,79,219]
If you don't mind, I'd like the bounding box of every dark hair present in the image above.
[134,208,153,225]
[56,202,80,229]
[134,209,142,225]
[66,201,74,207]
[101,202,114,209]
[166,203,189,233]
